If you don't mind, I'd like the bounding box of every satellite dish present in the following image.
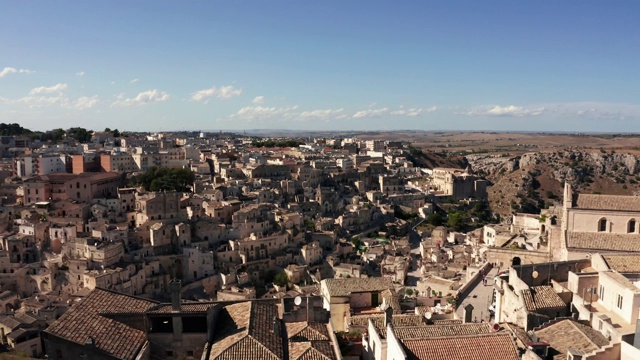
[294,296,302,306]
[532,271,539,279]
[424,311,432,319]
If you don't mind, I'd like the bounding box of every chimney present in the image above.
[170,279,182,312]
[463,303,474,323]
[384,302,393,328]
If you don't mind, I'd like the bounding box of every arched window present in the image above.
[629,219,637,233]
[598,218,607,232]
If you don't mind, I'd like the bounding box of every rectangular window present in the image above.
[599,285,604,301]
[617,294,623,309]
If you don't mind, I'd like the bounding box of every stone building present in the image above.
[430,167,487,201]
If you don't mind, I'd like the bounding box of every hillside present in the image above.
[467,150,640,217]
[405,147,468,169]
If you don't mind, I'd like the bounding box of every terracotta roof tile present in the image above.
[45,288,158,360]
[289,341,337,360]
[323,278,393,297]
[286,322,330,341]
[210,301,285,360]
[567,232,640,252]
[147,302,214,314]
[602,254,640,273]
[431,319,463,325]
[576,194,640,212]
[533,319,610,360]
[401,333,519,360]
[521,286,566,312]
[394,323,492,340]
[350,314,426,335]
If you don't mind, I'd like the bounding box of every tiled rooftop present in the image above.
[323,277,393,297]
[209,301,285,360]
[521,286,566,312]
[289,341,337,360]
[45,288,158,360]
[146,302,215,314]
[380,289,402,314]
[401,333,519,360]
[286,322,331,341]
[350,314,426,335]
[567,232,640,252]
[602,254,640,273]
[431,319,463,325]
[393,323,492,340]
[533,319,610,360]
[576,194,640,212]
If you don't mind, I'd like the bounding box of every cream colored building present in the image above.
[560,183,640,260]
[569,253,640,344]
[321,277,394,331]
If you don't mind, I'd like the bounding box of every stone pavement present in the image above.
[455,266,499,323]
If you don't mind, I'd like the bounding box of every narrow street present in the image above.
[455,267,499,323]
[406,230,423,287]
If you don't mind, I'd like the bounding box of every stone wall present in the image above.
[485,248,551,268]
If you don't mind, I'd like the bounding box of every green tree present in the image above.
[447,210,465,231]
[66,127,93,142]
[135,167,196,192]
[273,272,289,287]
[0,123,32,136]
[426,212,444,226]
[406,288,414,296]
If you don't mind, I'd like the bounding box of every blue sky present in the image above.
[1,1,639,132]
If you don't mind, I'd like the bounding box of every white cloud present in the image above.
[390,106,437,117]
[111,89,170,107]
[461,105,545,117]
[192,85,242,103]
[130,78,139,84]
[29,83,68,95]
[353,107,389,119]
[75,96,99,110]
[234,105,298,121]
[76,71,85,77]
[0,67,17,78]
[299,108,344,120]
[252,96,265,104]
[15,95,70,108]
[0,67,34,78]
[229,105,349,123]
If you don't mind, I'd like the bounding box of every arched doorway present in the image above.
[512,257,522,266]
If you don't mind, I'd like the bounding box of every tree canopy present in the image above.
[0,123,32,136]
[251,140,305,148]
[135,167,195,192]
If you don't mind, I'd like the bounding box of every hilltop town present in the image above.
[0,126,639,359]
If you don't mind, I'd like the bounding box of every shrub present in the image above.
[406,288,414,296]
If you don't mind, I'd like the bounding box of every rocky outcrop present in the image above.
[468,151,640,182]
[466,150,640,216]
